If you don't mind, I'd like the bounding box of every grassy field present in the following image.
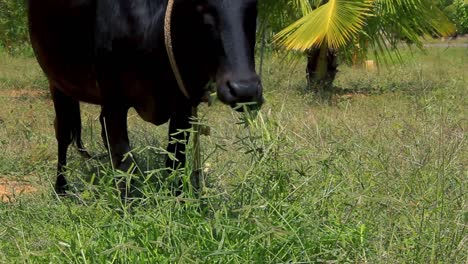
[0,47,466,263]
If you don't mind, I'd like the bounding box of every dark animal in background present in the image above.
[27,0,264,195]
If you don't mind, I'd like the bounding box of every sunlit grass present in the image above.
[0,47,466,263]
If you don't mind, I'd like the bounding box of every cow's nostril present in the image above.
[224,78,264,109]
[227,80,259,99]
[227,81,240,97]
[229,81,254,98]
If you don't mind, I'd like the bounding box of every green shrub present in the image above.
[454,0,468,34]
[0,0,29,55]
[443,0,468,34]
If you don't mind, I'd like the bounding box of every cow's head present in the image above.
[192,0,264,111]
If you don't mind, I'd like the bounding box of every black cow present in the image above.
[27,0,264,195]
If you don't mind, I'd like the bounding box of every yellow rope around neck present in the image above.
[164,0,204,192]
[164,0,190,100]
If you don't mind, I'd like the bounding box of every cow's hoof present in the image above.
[54,185,69,197]
[78,149,92,159]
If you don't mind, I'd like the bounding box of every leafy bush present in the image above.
[442,0,468,34]
[453,0,468,34]
[0,0,29,54]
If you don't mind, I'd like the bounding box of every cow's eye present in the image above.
[196,4,207,13]
[195,3,216,27]
[203,13,216,27]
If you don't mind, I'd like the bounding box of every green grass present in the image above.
[0,47,466,263]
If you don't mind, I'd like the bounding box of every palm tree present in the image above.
[261,0,455,92]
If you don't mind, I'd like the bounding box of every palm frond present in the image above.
[274,0,373,51]
[361,0,456,64]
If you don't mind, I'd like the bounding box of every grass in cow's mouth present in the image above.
[0,47,466,263]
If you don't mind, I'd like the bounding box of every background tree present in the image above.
[0,0,28,54]
[266,0,455,92]
[442,0,468,34]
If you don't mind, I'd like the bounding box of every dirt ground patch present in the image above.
[0,178,38,203]
[0,89,47,98]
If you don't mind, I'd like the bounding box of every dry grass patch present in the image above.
[0,177,38,203]
[0,89,47,98]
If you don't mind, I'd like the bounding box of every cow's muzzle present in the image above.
[217,75,264,112]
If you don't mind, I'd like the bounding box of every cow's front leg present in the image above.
[166,109,192,195]
[100,105,133,198]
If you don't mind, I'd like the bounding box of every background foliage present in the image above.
[0,0,28,54]
[440,0,468,34]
